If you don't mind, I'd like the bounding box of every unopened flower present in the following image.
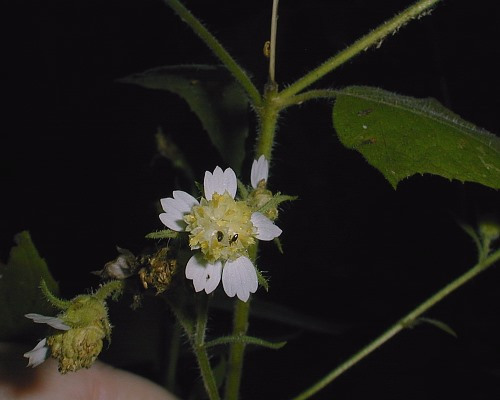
[251,155,269,189]
[159,162,282,302]
[247,155,278,220]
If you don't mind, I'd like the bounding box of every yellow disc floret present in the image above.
[184,192,256,263]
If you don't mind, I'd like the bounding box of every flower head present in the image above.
[159,161,281,302]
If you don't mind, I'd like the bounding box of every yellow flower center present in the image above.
[184,192,256,263]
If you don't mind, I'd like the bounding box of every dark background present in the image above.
[2,0,500,399]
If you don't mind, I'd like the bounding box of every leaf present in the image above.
[257,193,298,215]
[145,229,179,240]
[118,64,249,174]
[210,297,348,335]
[255,268,269,292]
[0,231,59,340]
[415,317,458,338]
[205,335,286,350]
[333,86,500,189]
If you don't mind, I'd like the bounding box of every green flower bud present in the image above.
[247,185,279,221]
[479,220,500,241]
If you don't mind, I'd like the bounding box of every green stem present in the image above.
[268,0,279,83]
[279,89,338,109]
[40,279,71,310]
[291,248,500,400]
[193,296,220,400]
[224,299,251,400]
[279,0,442,100]
[163,0,262,107]
[95,280,125,301]
[255,89,280,162]
[223,245,258,400]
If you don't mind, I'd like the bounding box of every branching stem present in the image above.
[163,0,262,107]
[279,0,442,100]
[291,248,500,400]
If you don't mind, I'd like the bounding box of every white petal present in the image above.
[185,254,222,294]
[204,170,215,201]
[24,338,49,368]
[204,166,237,200]
[159,211,184,231]
[25,313,70,331]
[251,155,269,189]
[222,256,258,302]
[250,212,282,241]
[173,190,199,208]
[159,191,198,231]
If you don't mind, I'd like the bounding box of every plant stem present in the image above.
[95,280,125,301]
[268,0,279,83]
[279,89,338,109]
[193,295,220,400]
[279,0,442,100]
[223,245,258,400]
[291,248,500,400]
[163,0,262,107]
[223,299,251,400]
[255,88,280,162]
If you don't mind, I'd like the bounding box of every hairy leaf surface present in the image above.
[333,86,500,189]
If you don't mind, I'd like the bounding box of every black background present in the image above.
[2,0,500,399]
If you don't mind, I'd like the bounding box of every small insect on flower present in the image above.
[229,234,239,244]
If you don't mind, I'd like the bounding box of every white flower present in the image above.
[23,314,70,368]
[159,163,281,302]
[251,155,269,189]
[24,338,49,368]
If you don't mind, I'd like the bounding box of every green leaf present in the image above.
[118,64,249,174]
[333,86,500,189]
[0,231,59,340]
[415,317,458,338]
[205,335,286,350]
[255,268,269,292]
[145,229,179,240]
[210,297,348,335]
[257,193,298,215]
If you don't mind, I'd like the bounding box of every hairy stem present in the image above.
[223,245,258,400]
[279,0,442,100]
[163,0,262,107]
[255,88,280,162]
[279,89,338,109]
[291,248,500,400]
[193,296,220,400]
[224,299,251,400]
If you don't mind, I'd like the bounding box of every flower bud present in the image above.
[479,220,500,241]
[247,185,279,221]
